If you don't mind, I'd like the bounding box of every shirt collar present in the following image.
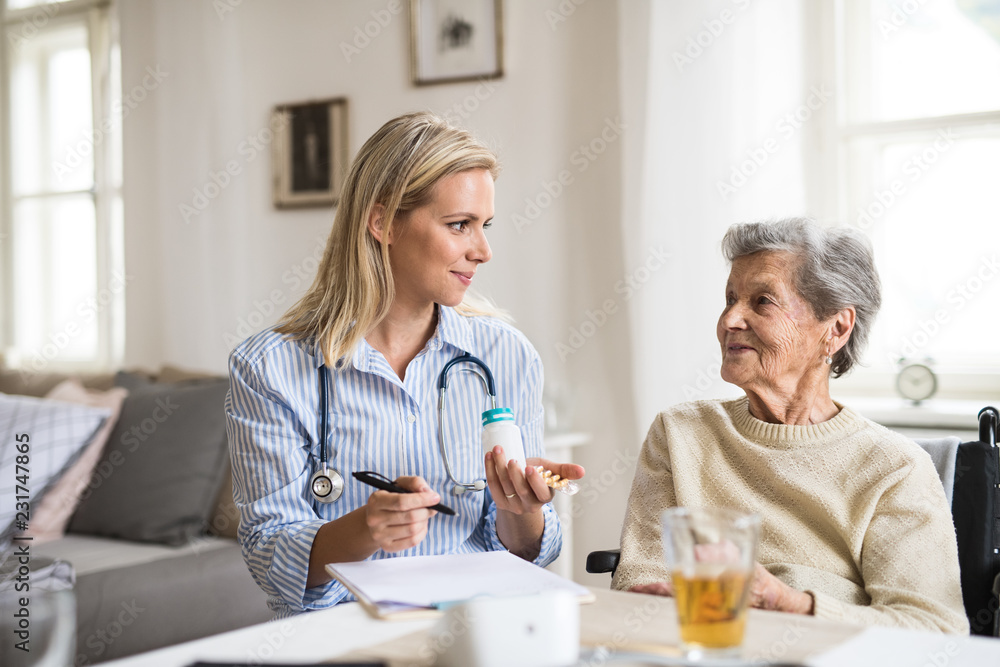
[310,305,477,372]
[310,335,366,371]
[311,337,328,369]
[434,305,476,355]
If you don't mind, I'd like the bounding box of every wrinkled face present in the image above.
[717,251,831,393]
[387,169,494,309]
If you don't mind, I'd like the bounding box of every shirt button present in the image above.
[407,414,416,423]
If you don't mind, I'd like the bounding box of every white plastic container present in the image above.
[432,592,580,667]
[481,407,526,470]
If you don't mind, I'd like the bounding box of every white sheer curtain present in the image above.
[619,0,819,433]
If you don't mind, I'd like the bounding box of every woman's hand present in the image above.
[363,475,440,553]
[627,566,814,617]
[486,447,585,561]
[749,563,814,614]
[484,447,585,514]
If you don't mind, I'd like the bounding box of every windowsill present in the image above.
[543,431,591,450]
[834,369,1000,402]
[839,395,993,431]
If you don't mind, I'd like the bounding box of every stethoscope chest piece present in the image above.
[310,467,344,504]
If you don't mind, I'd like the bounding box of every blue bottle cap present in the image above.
[482,407,515,426]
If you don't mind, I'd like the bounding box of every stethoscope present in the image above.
[308,363,344,503]
[309,352,498,503]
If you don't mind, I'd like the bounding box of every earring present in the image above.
[825,356,833,365]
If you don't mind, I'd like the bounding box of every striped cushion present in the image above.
[0,393,109,548]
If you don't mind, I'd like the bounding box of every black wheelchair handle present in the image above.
[979,406,998,447]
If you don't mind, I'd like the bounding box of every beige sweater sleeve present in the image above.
[808,453,969,634]
[611,414,674,591]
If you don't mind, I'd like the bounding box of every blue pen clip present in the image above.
[430,599,465,610]
[431,593,492,610]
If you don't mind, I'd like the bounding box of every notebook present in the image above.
[325,551,595,619]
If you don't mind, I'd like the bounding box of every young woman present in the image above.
[226,112,583,618]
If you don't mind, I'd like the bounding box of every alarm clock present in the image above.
[896,362,937,403]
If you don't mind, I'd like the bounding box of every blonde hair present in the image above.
[276,111,505,366]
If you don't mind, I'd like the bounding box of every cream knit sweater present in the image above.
[612,397,969,634]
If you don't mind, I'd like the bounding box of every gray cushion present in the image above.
[67,372,230,546]
[0,369,117,398]
[913,436,961,506]
[70,542,271,663]
[0,394,109,546]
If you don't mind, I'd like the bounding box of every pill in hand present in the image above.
[534,466,579,496]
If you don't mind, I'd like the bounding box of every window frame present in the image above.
[0,0,123,373]
[813,0,1000,401]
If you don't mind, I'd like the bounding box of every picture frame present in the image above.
[410,0,503,86]
[271,97,348,209]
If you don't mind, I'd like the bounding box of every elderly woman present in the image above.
[612,218,968,634]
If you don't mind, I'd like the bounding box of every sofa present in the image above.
[0,366,272,664]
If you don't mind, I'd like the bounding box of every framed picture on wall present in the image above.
[271,97,348,208]
[410,0,503,85]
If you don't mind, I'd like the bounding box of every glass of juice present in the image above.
[661,507,760,660]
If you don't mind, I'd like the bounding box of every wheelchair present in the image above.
[586,406,1000,637]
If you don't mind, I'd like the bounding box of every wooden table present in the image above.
[104,587,1000,666]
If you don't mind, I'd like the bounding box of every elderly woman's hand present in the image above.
[627,565,814,617]
[628,581,675,596]
[749,563,814,614]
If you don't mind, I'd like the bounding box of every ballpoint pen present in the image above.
[352,471,457,516]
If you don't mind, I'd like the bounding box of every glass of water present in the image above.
[661,507,760,660]
[0,587,75,667]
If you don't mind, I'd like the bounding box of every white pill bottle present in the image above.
[480,407,526,470]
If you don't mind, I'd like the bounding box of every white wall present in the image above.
[118,0,637,583]
[621,0,815,436]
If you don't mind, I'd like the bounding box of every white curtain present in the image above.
[619,0,818,433]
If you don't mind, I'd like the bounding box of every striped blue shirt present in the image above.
[225,305,562,617]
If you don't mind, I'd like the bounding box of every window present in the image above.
[824,0,1000,398]
[0,0,122,373]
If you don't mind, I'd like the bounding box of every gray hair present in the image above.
[720,218,881,378]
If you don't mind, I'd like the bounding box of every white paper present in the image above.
[326,551,592,609]
[808,627,1000,667]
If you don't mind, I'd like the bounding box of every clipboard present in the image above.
[325,551,596,620]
